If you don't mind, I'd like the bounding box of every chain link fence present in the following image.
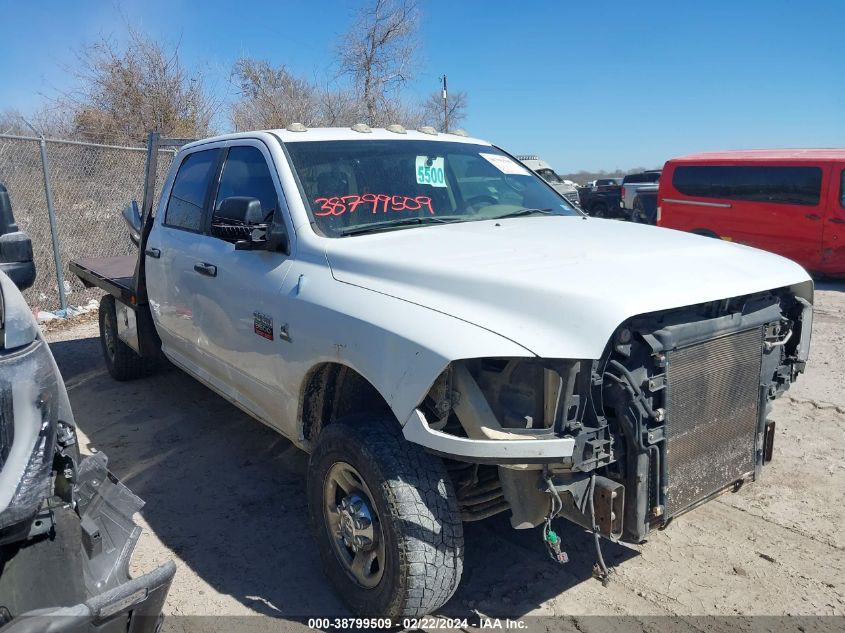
[0,134,175,311]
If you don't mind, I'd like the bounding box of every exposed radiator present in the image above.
[664,327,763,516]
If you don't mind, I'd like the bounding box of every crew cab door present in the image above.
[188,142,296,426]
[822,166,845,274]
[146,147,223,372]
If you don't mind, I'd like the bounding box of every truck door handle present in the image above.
[830,217,845,224]
[145,247,161,259]
[805,213,821,221]
[193,262,217,277]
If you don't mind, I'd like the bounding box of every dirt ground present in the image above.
[43,281,845,630]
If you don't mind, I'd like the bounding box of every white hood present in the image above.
[324,217,811,359]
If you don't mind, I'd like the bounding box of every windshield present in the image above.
[285,140,579,237]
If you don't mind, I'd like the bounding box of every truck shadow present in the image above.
[814,278,845,293]
[48,335,637,620]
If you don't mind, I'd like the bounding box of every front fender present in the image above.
[285,261,533,430]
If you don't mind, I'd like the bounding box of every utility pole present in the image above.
[440,75,449,132]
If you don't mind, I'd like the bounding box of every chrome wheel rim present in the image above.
[323,462,386,588]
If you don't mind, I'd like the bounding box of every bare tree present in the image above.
[314,83,364,127]
[0,108,27,135]
[60,29,216,144]
[231,58,320,130]
[0,107,74,138]
[0,109,30,135]
[421,89,467,132]
[337,0,419,126]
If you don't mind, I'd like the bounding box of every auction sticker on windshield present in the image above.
[480,153,530,175]
[416,156,447,187]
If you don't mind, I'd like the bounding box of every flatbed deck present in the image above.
[69,255,138,304]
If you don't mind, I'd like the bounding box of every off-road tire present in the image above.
[307,416,464,617]
[98,294,157,381]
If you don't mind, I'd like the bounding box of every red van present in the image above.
[658,150,845,276]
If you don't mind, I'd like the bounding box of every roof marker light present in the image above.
[451,128,469,137]
[351,123,372,133]
[418,126,438,135]
[386,124,407,134]
[286,122,307,132]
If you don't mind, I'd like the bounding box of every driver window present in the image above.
[213,146,280,223]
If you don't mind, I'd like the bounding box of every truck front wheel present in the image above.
[307,416,463,617]
[99,295,156,381]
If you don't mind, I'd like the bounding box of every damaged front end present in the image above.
[0,453,176,633]
[0,279,175,632]
[404,283,812,545]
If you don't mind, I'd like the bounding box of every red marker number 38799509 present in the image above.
[314,194,434,217]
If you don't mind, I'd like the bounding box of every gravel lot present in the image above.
[43,281,845,630]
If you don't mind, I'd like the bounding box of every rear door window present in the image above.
[672,165,822,206]
[165,149,218,231]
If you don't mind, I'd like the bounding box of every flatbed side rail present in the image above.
[68,257,137,305]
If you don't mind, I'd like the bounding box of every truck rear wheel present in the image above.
[590,201,608,218]
[307,416,463,617]
[98,295,156,381]
[632,197,647,223]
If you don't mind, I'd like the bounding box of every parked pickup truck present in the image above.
[577,178,623,218]
[631,184,659,224]
[71,128,813,619]
[620,170,661,216]
[0,186,174,632]
[515,155,582,207]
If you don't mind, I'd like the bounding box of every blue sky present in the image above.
[2,0,844,172]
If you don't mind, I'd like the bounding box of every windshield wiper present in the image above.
[488,207,555,220]
[340,215,461,236]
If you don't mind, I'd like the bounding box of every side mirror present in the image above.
[215,197,265,225]
[212,197,272,251]
[212,197,290,254]
[123,200,142,246]
[0,185,36,291]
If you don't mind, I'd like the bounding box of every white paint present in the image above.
[324,216,812,359]
[144,131,813,454]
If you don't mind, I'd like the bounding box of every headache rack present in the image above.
[69,133,193,359]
